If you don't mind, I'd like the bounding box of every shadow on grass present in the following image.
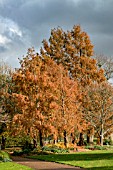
[30,152,113,162]
[28,152,113,170]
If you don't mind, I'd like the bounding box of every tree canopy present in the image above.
[1,25,112,148]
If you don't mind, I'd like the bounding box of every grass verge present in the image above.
[0,162,32,170]
[0,150,32,169]
[29,150,113,170]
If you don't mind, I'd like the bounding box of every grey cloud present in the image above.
[0,0,113,68]
[0,45,7,52]
[1,0,113,32]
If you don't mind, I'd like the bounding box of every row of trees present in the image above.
[1,25,113,148]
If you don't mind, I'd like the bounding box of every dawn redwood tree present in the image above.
[52,66,82,147]
[11,48,81,147]
[11,49,57,146]
[83,82,113,146]
[41,25,106,145]
[41,25,105,86]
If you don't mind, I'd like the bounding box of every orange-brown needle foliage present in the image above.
[41,25,106,143]
[11,48,81,144]
[41,25,105,86]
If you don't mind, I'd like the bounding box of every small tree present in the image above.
[83,82,113,146]
[0,61,13,149]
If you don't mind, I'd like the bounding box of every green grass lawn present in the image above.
[0,162,32,170]
[29,150,113,170]
[0,150,32,170]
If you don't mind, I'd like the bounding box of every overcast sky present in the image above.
[0,0,113,68]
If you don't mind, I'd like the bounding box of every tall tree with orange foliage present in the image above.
[41,25,106,145]
[11,48,81,147]
[52,66,82,147]
[41,25,105,86]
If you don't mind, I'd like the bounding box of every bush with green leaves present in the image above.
[12,148,32,156]
[0,151,12,162]
[85,145,107,150]
[42,145,69,153]
[12,150,23,156]
[103,138,113,145]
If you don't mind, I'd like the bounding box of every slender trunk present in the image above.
[53,139,56,144]
[100,123,104,146]
[71,133,75,144]
[53,137,58,144]
[110,133,113,143]
[78,133,84,146]
[64,130,68,147]
[33,138,37,148]
[57,137,58,143]
[39,130,43,147]
[87,130,94,144]
[87,130,90,144]
[90,135,94,143]
[1,135,6,150]
[96,132,100,145]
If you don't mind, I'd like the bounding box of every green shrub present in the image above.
[22,148,31,154]
[12,148,31,156]
[94,145,106,150]
[85,145,94,150]
[42,145,69,153]
[85,145,107,150]
[103,139,113,145]
[69,147,74,150]
[0,151,12,162]
[12,150,23,156]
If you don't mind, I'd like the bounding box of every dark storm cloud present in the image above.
[1,0,113,33]
[0,0,113,67]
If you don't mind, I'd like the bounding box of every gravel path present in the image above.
[11,156,85,170]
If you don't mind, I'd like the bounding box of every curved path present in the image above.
[11,156,85,170]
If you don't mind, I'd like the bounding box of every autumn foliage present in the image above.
[10,48,82,146]
[41,25,105,86]
[3,25,113,148]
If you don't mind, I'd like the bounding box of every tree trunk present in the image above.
[1,135,6,150]
[53,139,56,144]
[64,130,68,147]
[87,129,94,144]
[87,130,90,144]
[71,133,75,144]
[57,137,58,143]
[33,138,37,148]
[100,124,104,146]
[53,137,58,144]
[39,130,43,147]
[78,133,84,146]
[90,135,94,143]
